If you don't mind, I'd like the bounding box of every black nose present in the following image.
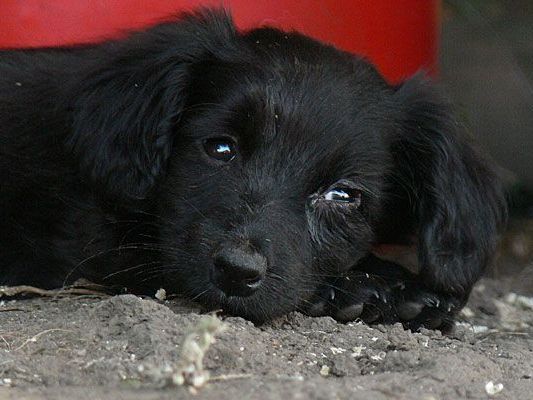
[212,246,267,297]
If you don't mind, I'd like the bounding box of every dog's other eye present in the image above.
[324,187,362,206]
[203,138,237,162]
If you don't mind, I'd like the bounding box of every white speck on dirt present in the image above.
[155,288,167,301]
[485,381,504,395]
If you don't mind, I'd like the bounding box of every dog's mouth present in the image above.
[188,274,308,323]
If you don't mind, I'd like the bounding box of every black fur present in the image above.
[0,9,506,330]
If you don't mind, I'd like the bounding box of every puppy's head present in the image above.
[68,10,506,322]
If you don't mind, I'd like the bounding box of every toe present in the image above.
[397,301,424,320]
[334,303,364,322]
[425,317,442,329]
[360,306,382,323]
[306,300,329,317]
[403,307,448,332]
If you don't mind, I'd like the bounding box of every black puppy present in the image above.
[0,9,506,331]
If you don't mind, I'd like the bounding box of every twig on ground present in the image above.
[173,315,226,388]
[14,328,73,351]
[0,285,109,298]
[208,373,253,382]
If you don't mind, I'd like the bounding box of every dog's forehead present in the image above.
[185,32,395,180]
[189,27,394,128]
[231,57,394,157]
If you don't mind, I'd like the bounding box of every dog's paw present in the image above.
[305,272,400,324]
[306,272,464,333]
[394,284,465,333]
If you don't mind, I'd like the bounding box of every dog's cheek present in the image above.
[157,218,218,294]
[153,187,217,287]
[243,216,313,297]
[307,210,374,275]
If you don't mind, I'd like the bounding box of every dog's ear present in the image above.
[378,76,507,296]
[66,9,237,200]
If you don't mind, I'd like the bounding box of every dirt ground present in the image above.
[0,221,532,400]
[0,269,531,400]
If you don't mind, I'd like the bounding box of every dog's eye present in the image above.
[324,187,362,206]
[203,138,237,162]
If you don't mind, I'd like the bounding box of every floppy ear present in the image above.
[378,76,507,296]
[66,9,237,200]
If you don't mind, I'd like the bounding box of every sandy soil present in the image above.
[0,275,531,400]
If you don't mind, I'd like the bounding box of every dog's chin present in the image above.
[191,284,303,324]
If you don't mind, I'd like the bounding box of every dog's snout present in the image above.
[212,246,267,297]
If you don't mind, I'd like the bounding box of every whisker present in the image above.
[190,288,211,302]
[178,196,208,219]
[102,261,164,281]
[62,244,191,286]
[133,210,177,227]
[134,264,181,277]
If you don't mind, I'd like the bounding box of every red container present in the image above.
[0,0,440,83]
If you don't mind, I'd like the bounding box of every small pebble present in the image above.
[155,288,166,301]
[485,381,504,396]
